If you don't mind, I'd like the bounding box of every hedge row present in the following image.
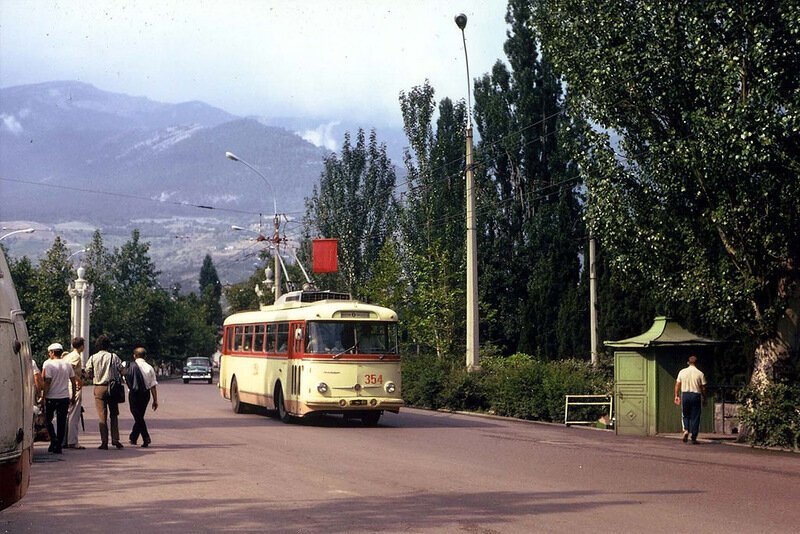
[401,353,611,423]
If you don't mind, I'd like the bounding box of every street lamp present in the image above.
[0,228,35,241]
[455,13,479,371]
[66,248,87,263]
[226,151,282,299]
[225,151,277,217]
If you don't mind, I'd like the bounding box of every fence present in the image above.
[564,394,613,428]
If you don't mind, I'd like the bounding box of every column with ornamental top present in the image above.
[68,266,93,364]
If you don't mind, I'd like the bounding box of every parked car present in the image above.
[182,357,213,384]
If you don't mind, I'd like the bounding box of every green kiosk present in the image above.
[606,316,720,436]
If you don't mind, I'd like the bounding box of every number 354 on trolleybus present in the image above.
[219,290,402,426]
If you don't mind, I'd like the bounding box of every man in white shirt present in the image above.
[62,337,86,449]
[42,343,78,454]
[126,346,159,447]
[674,355,707,444]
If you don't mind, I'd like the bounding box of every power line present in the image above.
[0,177,266,216]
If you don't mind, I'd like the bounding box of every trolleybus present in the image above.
[219,289,402,425]
[0,249,34,510]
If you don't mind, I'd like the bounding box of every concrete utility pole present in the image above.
[589,237,598,366]
[69,266,92,364]
[456,13,480,371]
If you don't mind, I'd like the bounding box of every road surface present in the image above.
[2,380,798,533]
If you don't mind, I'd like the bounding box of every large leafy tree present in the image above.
[23,238,72,358]
[303,128,398,296]
[533,0,800,386]
[90,230,165,356]
[398,82,468,357]
[161,289,217,360]
[473,0,585,358]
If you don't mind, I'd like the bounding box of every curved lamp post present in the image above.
[0,228,35,241]
[66,248,87,263]
[225,151,278,218]
[455,13,479,371]
[225,150,283,301]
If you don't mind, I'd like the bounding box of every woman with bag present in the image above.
[84,334,125,450]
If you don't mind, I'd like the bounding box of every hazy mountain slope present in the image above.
[0,81,326,223]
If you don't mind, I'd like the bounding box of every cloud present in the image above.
[299,121,340,151]
[1,114,24,134]
[153,191,176,202]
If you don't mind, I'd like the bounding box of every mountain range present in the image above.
[0,81,402,289]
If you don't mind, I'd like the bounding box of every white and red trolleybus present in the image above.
[219,290,402,425]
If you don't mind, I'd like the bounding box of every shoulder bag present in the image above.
[107,353,126,404]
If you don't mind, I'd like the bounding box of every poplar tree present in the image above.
[473,0,585,358]
[199,254,223,330]
[304,128,398,297]
[398,82,468,357]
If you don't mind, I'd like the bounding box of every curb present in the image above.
[406,406,799,453]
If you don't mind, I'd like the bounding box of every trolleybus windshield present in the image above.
[305,321,397,355]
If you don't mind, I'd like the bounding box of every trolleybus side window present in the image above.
[233,325,244,351]
[254,324,266,353]
[225,327,233,352]
[265,323,277,353]
[276,322,289,353]
[243,324,254,351]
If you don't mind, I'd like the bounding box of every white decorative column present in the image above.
[68,266,93,364]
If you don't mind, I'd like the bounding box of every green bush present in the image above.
[439,365,487,411]
[481,354,549,419]
[401,352,610,423]
[738,383,800,451]
[480,354,609,421]
[401,353,448,409]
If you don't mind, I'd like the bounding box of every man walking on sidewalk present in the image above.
[674,355,707,444]
[42,343,79,454]
[126,346,159,447]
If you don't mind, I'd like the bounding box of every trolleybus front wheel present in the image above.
[231,377,245,414]
[274,386,293,424]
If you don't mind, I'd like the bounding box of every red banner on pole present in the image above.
[312,238,338,273]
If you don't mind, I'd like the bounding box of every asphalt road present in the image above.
[2,380,798,533]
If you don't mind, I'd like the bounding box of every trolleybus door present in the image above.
[287,322,305,405]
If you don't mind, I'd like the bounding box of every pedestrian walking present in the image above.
[62,337,86,449]
[126,346,159,447]
[84,335,125,450]
[674,355,707,444]
[41,343,78,454]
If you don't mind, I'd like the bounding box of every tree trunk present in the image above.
[750,334,790,391]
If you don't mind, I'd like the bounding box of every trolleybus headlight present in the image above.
[370,398,378,406]
[317,382,329,394]
[385,382,396,394]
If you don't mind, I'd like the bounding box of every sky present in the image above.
[0,0,510,130]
